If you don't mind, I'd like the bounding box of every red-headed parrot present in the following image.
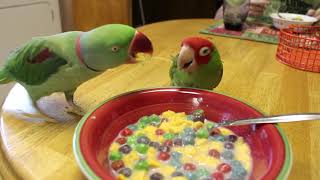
[0,24,153,116]
[170,37,223,90]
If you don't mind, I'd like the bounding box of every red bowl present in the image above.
[73,88,292,180]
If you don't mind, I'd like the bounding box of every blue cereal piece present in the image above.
[182,135,195,145]
[172,171,184,177]
[137,136,150,144]
[171,151,182,159]
[209,134,225,142]
[185,172,199,180]
[230,160,247,178]
[183,128,196,138]
[186,115,193,121]
[127,124,138,131]
[221,150,234,160]
[169,158,182,169]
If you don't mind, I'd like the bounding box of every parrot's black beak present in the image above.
[128,31,153,63]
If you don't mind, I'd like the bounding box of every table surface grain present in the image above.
[1,19,320,180]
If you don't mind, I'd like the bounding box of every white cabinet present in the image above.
[0,0,61,104]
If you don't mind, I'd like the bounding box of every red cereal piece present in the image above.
[155,129,165,135]
[183,163,196,171]
[210,128,221,136]
[116,137,127,145]
[212,172,224,180]
[163,140,173,147]
[111,160,124,171]
[121,128,133,136]
[217,163,232,173]
[157,152,170,161]
[208,149,220,158]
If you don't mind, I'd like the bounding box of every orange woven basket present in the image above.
[276,26,320,72]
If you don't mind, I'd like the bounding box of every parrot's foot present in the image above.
[64,90,86,116]
[65,105,85,116]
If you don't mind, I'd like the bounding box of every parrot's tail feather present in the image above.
[0,70,12,84]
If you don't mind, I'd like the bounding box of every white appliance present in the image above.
[0,0,62,104]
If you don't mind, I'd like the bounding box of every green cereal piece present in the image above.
[196,167,209,177]
[137,122,147,129]
[127,135,138,146]
[205,121,218,129]
[109,151,122,161]
[206,122,215,129]
[196,128,209,138]
[139,116,150,124]
[135,143,149,154]
[163,133,175,140]
[134,160,149,170]
[149,114,161,123]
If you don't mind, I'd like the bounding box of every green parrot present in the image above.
[170,37,223,90]
[0,24,153,116]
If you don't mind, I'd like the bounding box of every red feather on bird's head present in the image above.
[181,37,215,64]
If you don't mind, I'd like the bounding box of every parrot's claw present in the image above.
[65,105,85,116]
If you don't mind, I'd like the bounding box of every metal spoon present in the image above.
[212,113,320,128]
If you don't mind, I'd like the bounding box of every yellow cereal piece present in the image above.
[131,170,147,180]
[158,165,176,177]
[157,135,165,144]
[195,138,207,146]
[161,110,176,119]
[147,158,161,168]
[207,141,224,152]
[181,154,192,163]
[159,122,170,132]
[144,126,157,134]
[184,145,197,155]
[146,147,160,167]
[110,143,120,152]
[133,129,144,136]
[192,121,204,129]
[194,154,220,167]
[219,127,233,136]
[234,142,252,171]
[172,177,187,180]
[122,151,139,168]
[146,147,157,158]
[117,174,127,180]
[160,118,192,134]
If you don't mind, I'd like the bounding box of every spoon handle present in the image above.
[220,113,320,127]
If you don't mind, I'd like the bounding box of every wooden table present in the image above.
[1,19,320,179]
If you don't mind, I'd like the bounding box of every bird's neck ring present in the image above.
[76,33,102,72]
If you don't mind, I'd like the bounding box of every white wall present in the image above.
[0,0,62,104]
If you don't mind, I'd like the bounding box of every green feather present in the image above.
[170,50,223,90]
[4,38,67,85]
[0,24,139,102]
[0,69,12,84]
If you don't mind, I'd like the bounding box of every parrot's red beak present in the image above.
[127,31,153,63]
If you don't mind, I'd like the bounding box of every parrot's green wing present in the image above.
[2,38,68,85]
[169,55,178,82]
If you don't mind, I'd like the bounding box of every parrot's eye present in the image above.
[199,47,211,56]
[111,46,120,52]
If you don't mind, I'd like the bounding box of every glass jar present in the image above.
[223,0,250,31]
